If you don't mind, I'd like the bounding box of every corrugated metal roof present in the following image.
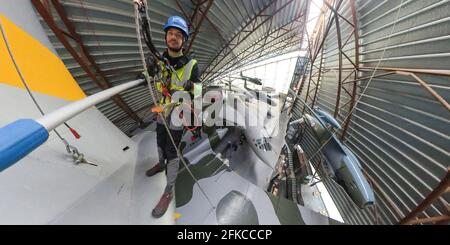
[202,0,310,82]
[35,0,310,135]
[287,0,450,225]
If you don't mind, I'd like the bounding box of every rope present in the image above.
[133,1,216,209]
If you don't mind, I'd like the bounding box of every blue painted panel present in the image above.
[0,119,49,171]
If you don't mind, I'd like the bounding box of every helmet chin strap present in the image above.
[168,46,183,53]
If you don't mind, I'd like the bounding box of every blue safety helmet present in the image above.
[163,16,189,41]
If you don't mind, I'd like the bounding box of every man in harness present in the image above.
[145,16,201,218]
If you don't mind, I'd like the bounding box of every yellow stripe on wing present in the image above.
[0,15,85,101]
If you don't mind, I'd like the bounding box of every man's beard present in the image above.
[168,45,182,52]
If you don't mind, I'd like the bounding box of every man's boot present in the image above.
[145,164,164,177]
[152,192,173,218]
[146,146,165,177]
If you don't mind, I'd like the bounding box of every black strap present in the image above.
[136,2,160,60]
[162,50,192,70]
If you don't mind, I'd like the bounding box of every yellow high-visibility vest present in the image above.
[156,59,197,105]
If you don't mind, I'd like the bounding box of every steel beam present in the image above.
[201,0,280,80]
[33,0,143,125]
[333,3,343,118]
[399,167,450,225]
[206,12,306,82]
[187,0,214,53]
[340,0,360,141]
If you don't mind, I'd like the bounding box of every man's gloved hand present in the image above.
[146,56,160,76]
[184,80,194,91]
